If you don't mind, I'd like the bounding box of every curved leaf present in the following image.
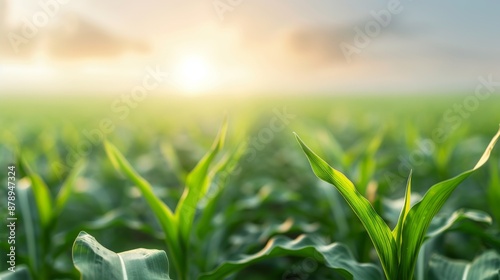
[160,142,187,184]
[392,171,412,262]
[19,157,53,229]
[54,159,86,217]
[399,127,500,278]
[17,178,41,273]
[104,142,181,274]
[427,209,492,239]
[72,231,171,280]
[429,251,500,280]
[200,235,383,280]
[175,118,227,242]
[295,133,397,279]
[196,142,246,239]
[357,130,384,195]
[104,141,175,227]
[487,159,500,225]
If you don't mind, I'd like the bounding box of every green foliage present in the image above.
[200,234,383,280]
[295,133,398,279]
[429,251,500,280]
[2,96,500,279]
[72,231,171,280]
[11,158,86,279]
[295,126,500,280]
[487,159,500,226]
[104,120,227,280]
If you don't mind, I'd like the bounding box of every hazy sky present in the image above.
[1,0,499,95]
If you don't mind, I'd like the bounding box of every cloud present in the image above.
[0,0,17,58]
[44,14,150,60]
[281,17,422,69]
[284,26,351,68]
[0,1,149,61]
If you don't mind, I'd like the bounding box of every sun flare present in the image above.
[173,55,216,94]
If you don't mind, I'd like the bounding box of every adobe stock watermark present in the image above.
[432,74,500,144]
[384,139,435,188]
[339,0,404,63]
[385,74,499,188]
[50,66,169,178]
[244,106,296,162]
[195,106,296,210]
[8,0,72,54]
[213,0,244,21]
[176,106,296,226]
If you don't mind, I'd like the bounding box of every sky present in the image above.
[0,0,499,95]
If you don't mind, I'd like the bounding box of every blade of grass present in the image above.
[487,159,500,225]
[357,130,384,195]
[175,118,227,243]
[19,157,53,229]
[104,141,182,277]
[392,170,412,262]
[196,142,246,238]
[54,159,86,217]
[17,179,39,274]
[295,133,398,280]
[161,142,187,184]
[399,126,500,279]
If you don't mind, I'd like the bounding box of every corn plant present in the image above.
[71,229,386,280]
[4,157,86,279]
[96,119,243,280]
[72,120,400,280]
[294,126,500,280]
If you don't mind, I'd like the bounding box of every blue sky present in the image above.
[1,0,499,95]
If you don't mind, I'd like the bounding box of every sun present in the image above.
[173,55,216,94]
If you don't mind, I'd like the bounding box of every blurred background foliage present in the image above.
[0,94,499,279]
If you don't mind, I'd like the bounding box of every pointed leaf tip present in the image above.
[295,135,397,279]
[399,126,500,278]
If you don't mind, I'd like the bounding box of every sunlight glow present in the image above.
[173,55,216,94]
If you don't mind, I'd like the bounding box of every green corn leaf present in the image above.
[17,179,41,273]
[19,157,53,229]
[357,130,384,195]
[196,142,246,238]
[487,159,500,225]
[104,141,176,229]
[161,142,187,184]
[104,142,181,274]
[54,159,86,217]
[0,265,33,280]
[199,235,383,280]
[426,209,492,239]
[295,133,398,279]
[414,209,493,280]
[175,118,227,243]
[429,251,500,280]
[399,127,500,279]
[316,129,345,167]
[72,231,171,280]
[392,171,412,261]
